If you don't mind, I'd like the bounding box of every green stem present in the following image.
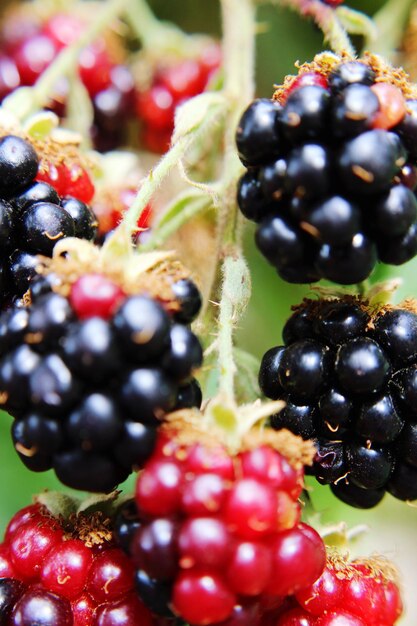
[3,0,130,120]
[369,0,415,59]
[125,0,184,50]
[279,0,355,56]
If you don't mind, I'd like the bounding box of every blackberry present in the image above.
[237,54,417,284]
[0,133,98,306]
[0,251,203,492]
[260,297,417,507]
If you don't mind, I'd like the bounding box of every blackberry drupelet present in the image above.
[259,297,417,507]
[236,53,417,284]
[0,133,97,307]
[0,255,203,492]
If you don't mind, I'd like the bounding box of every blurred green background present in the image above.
[0,0,415,622]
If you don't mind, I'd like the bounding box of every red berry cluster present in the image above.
[0,502,156,626]
[123,424,326,625]
[136,42,222,153]
[276,553,403,625]
[0,9,135,152]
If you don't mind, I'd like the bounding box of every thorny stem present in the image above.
[3,0,130,120]
[278,0,356,56]
[369,0,415,59]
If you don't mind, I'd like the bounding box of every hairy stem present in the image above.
[279,0,355,56]
[3,0,130,120]
[213,0,256,399]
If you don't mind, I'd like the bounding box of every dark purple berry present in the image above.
[355,394,404,444]
[329,61,375,93]
[278,339,329,401]
[258,346,285,400]
[19,201,75,255]
[13,181,60,212]
[0,135,39,195]
[236,99,282,165]
[285,144,330,200]
[316,234,377,285]
[332,84,379,137]
[330,480,385,509]
[270,400,316,439]
[346,443,393,490]
[337,130,405,195]
[61,196,97,240]
[335,337,390,396]
[373,309,417,366]
[281,86,330,143]
[172,279,202,324]
[301,196,361,245]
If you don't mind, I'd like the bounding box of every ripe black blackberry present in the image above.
[0,246,203,493]
[0,133,97,307]
[236,53,417,284]
[259,296,417,508]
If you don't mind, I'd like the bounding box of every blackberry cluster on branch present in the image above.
[236,56,417,284]
[0,262,203,493]
[0,133,97,307]
[259,297,417,508]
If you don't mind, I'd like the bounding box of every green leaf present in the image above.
[234,347,260,403]
[77,491,123,516]
[335,6,378,41]
[141,191,211,251]
[172,92,227,143]
[35,491,81,519]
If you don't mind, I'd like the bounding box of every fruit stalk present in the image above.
[277,0,355,56]
[3,0,131,120]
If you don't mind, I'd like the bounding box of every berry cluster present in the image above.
[236,56,417,284]
[0,263,203,492]
[0,500,156,626]
[0,133,97,307]
[276,552,403,625]
[0,8,135,152]
[116,421,326,625]
[136,42,222,153]
[260,296,417,508]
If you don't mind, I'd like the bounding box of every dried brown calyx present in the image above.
[26,238,193,314]
[161,407,316,470]
[273,51,417,103]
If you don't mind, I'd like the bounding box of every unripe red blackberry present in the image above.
[0,495,156,625]
[260,296,417,508]
[289,551,403,625]
[0,5,136,152]
[237,53,417,284]
[117,412,325,625]
[0,241,203,492]
[135,40,222,153]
